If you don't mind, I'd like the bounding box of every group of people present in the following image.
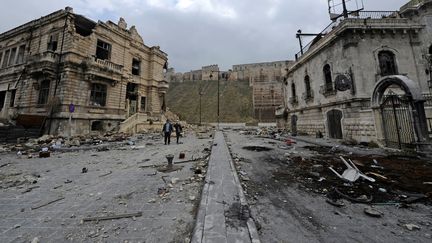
[162,119,183,145]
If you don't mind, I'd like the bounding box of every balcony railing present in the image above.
[94,57,123,72]
[295,11,400,61]
[289,96,298,105]
[424,94,432,107]
[320,84,337,97]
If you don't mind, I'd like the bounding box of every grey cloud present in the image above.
[0,0,409,72]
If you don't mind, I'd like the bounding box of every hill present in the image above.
[166,80,255,124]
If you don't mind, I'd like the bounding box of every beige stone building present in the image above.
[0,7,168,136]
[278,0,432,151]
[231,61,292,84]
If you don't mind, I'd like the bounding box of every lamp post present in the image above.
[209,71,220,129]
[199,83,203,125]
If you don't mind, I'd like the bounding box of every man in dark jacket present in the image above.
[173,120,183,144]
[162,119,173,145]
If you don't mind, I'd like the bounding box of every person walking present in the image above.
[162,119,173,145]
[173,120,183,144]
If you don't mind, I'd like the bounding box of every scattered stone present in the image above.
[404,224,421,231]
[82,167,88,173]
[14,224,21,229]
[364,207,382,218]
[31,237,40,243]
[189,196,196,201]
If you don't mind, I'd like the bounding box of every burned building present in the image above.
[0,7,168,136]
[278,0,432,151]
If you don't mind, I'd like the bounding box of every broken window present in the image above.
[38,80,51,105]
[132,58,141,75]
[0,91,6,110]
[141,97,146,111]
[96,40,111,60]
[47,34,58,52]
[74,14,96,37]
[323,64,333,91]
[2,50,10,68]
[8,47,16,66]
[9,90,16,107]
[90,83,107,106]
[16,45,25,64]
[305,75,312,99]
[378,51,397,76]
[91,121,103,131]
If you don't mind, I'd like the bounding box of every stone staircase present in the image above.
[119,113,163,134]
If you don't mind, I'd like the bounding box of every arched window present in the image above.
[291,82,296,97]
[323,64,333,91]
[378,51,397,76]
[38,80,50,104]
[305,75,312,98]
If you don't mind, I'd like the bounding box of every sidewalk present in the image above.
[192,131,260,243]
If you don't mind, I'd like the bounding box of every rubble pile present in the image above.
[279,150,432,205]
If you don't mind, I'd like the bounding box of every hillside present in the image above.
[166,80,255,123]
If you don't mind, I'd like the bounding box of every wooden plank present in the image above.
[82,212,142,222]
[31,197,65,210]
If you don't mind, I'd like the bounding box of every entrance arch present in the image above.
[291,115,298,136]
[371,75,429,149]
[327,109,343,139]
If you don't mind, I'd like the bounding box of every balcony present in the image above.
[302,91,314,103]
[424,94,432,107]
[320,84,337,97]
[289,96,298,105]
[82,56,124,83]
[26,51,59,79]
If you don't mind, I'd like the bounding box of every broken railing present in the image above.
[295,11,399,61]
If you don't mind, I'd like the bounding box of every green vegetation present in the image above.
[166,80,255,123]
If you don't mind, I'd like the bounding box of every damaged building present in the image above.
[0,7,168,136]
[277,0,432,151]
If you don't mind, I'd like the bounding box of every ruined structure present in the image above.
[0,7,168,136]
[278,0,432,150]
[230,61,292,85]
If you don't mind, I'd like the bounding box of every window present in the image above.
[91,121,103,131]
[132,58,141,75]
[291,82,296,97]
[8,47,16,66]
[9,90,16,107]
[141,96,146,111]
[323,64,333,91]
[16,45,25,64]
[96,40,111,60]
[378,51,397,76]
[90,83,107,106]
[2,50,10,68]
[38,80,50,105]
[47,34,58,52]
[0,91,6,110]
[305,75,312,98]
[0,52,3,67]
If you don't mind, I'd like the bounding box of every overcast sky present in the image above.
[1,0,408,72]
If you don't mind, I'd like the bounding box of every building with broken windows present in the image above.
[278,0,432,151]
[0,7,168,136]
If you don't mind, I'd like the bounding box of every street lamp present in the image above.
[199,84,203,125]
[209,71,220,129]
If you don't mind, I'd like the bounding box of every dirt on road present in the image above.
[226,130,432,243]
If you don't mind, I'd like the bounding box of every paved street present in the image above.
[0,132,212,243]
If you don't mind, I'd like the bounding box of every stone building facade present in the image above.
[0,7,168,136]
[231,61,292,85]
[278,0,432,150]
